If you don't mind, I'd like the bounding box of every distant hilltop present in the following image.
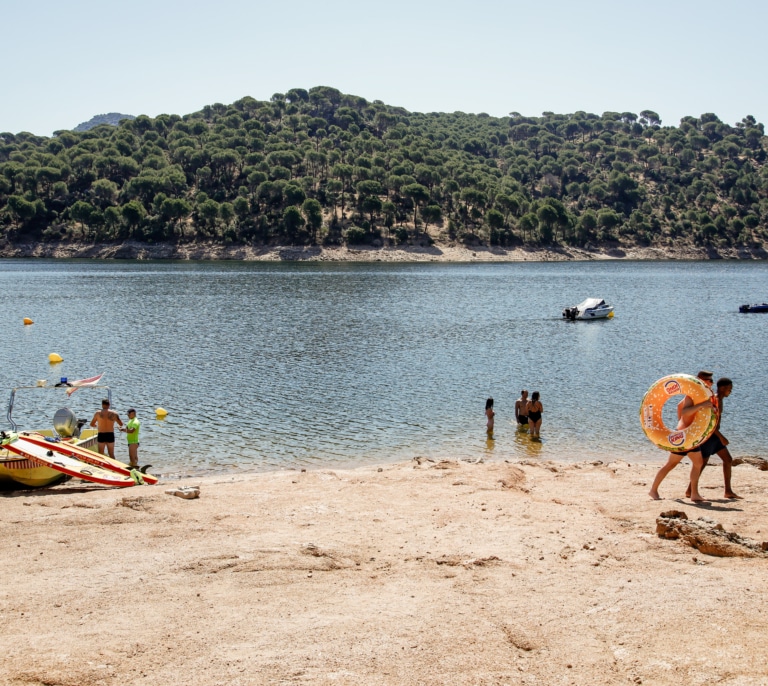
[72,113,135,132]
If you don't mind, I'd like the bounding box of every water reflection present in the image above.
[513,426,543,458]
[2,260,767,475]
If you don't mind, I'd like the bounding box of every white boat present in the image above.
[562,298,614,321]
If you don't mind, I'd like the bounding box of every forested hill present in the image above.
[1,87,767,253]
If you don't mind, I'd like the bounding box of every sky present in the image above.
[2,0,767,137]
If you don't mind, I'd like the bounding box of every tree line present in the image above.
[1,87,767,251]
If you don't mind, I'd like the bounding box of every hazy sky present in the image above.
[3,0,766,136]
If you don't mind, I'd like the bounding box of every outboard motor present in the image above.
[563,307,578,321]
[53,407,79,438]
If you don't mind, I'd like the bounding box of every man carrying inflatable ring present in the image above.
[647,370,716,502]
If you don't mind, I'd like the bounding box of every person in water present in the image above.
[527,391,543,439]
[649,370,713,502]
[90,398,123,459]
[685,377,740,500]
[515,390,529,429]
[485,397,495,434]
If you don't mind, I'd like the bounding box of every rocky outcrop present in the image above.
[72,113,135,132]
[656,510,768,557]
[732,455,768,470]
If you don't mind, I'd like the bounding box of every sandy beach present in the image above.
[1,456,767,685]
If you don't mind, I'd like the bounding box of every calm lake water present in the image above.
[2,259,767,477]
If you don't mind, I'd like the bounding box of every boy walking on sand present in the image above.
[686,377,740,499]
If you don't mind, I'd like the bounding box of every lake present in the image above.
[2,259,766,477]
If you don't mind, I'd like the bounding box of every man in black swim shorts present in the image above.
[90,399,123,458]
[515,390,529,429]
[687,377,740,499]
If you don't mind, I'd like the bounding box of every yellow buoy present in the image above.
[607,311,615,319]
[155,407,168,417]
[48,353,63,363]
[23,317,34,325]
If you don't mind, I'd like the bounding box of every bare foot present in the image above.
[690,496,709,503]
[649,490,662,500]
[725,492,743,499]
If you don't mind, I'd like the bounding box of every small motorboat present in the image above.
[739,303,768,313]
[563,298,614,321]
[1,379,104,488]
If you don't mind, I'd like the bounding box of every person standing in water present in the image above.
[527,391,543,439]
[649,370,713,502]
[515,390,529,430]
[485,398,495,434]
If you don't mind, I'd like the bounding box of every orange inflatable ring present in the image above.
[640,374,717,452]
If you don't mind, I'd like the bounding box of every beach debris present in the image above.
[498,465,526,489]
[118,496,151,511]
[412,456,434,466]
[517,459,559,472]
[165,486,200,499]
[431,460,457,470]
[501,624,540,651]
[435,554,501,568]
[299,543,354,570]
[732,455,768,470]
[656,510,768,557]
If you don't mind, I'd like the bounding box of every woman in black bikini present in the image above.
[527,391,543,439]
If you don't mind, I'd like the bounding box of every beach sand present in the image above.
[1,457,767,685]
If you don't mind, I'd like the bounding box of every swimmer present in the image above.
[515,390,529,430]
[527,391,543,439]
[485,397,495,434]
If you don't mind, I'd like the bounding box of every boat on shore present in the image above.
[739,303,768,313]
[1,381,105,488]
[563,298,614,320]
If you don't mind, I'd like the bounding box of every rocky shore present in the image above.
[1,457,767,685]
[1,239,767,262]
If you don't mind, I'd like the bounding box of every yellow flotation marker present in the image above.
[48,353,63,363]
[23,317,34,325]
[155,407,168,418]
[607,311,615,319]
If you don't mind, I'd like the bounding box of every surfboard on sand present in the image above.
[2,435,138,487]
[18,432,158,485]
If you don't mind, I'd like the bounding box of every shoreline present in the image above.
[2,456,766,685]
[1,239,768,261]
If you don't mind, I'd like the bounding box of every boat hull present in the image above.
[0,429,98,488]
[574,307,614,320]
[739,303,768,313]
